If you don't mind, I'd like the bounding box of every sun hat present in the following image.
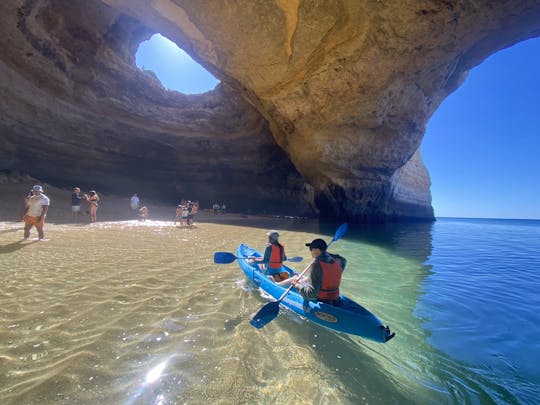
[266,230,279,239]
[305,238,327,251]
[32,185,43,192]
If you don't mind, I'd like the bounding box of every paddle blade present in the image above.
[332,223,348,243]
[249,301,280,328]
[286,256,303,262]
[213,252,237,264]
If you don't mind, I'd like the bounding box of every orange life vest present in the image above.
[268,243,285,269]
[318,259,342,300]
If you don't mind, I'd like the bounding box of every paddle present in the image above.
[213,252,303,264]
[250,223,348,329]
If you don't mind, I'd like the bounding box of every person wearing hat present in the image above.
[23,185,50,240]
[279,238,347,306]
[254,230,289,281]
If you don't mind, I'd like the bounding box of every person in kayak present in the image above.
[253,230,289,282]
[280,238,347,306]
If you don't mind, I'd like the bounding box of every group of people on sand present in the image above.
[22,183,206,240]
[71,187,100,222]
[174,200,199,227]
[212,203,226,215]
[23,184,101,240]
[253,230,347,306]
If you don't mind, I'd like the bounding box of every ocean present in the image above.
[0,217,538,404]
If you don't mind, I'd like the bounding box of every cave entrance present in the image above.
[422,37,540,219]
[135,33,219,94]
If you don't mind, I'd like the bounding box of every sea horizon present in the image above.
[436,215,540,222]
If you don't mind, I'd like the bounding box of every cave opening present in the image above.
[135,33,220,94]
[421,37,540,219]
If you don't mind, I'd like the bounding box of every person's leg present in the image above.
[36,222,44,239]
[23,221,32,239]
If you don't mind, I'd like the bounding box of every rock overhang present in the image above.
[2,0,540,221]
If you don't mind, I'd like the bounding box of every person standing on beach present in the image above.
[71,187,83,220]
[21,188,33,219]
[85,190,100,222]
[174,204,182,225]
[23,185,50,240]
[130,193,140,216]
[139,206,148,221]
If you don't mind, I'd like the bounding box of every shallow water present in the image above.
[0,218,538,404]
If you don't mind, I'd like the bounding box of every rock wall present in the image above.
[0,0,311,215]
[1,0,540,221]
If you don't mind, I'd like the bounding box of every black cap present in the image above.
[305,238,327,251]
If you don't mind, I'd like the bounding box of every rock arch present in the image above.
[1,0,540,221]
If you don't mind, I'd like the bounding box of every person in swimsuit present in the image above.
[85,190,100,222]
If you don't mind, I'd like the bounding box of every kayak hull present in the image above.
[237,244,394,343]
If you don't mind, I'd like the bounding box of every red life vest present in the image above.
[318,259,342,300]
[269,244,285,269]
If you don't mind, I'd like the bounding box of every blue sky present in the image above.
[136,34,219,94]
[422,38,540,219]
[136,34,540,220]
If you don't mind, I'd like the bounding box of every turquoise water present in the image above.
[290,217,540,404]
[1,217,538,404]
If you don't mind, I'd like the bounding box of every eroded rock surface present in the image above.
[1,0,540,221]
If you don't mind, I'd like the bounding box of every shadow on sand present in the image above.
[0,239,40,254]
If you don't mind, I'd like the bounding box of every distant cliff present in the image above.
[1,0,539,221]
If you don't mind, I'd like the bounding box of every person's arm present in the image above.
[39,205,49,223]
[295,263,322,300]
[257,245,271,267]
[251,245,271,263]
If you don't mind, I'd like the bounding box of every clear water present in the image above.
[0,217,538,404]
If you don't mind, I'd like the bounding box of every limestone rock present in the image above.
[1,0,540,221]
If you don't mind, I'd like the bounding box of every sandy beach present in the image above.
[0,172,306,226]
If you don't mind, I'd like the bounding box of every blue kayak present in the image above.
[237,244,395,343]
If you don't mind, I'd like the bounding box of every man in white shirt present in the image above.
[24,184,50,240]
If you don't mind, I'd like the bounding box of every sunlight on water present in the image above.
[1,218,538,404]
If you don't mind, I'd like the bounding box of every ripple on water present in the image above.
[1,219,538,404]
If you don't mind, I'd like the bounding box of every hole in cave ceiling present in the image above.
[135,33,219,94]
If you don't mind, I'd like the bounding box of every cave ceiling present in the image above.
[1,0,540,221]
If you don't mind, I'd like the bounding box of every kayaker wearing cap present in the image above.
[23,184,50,240]
[254,230,289,282]
[279,238,347,306]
